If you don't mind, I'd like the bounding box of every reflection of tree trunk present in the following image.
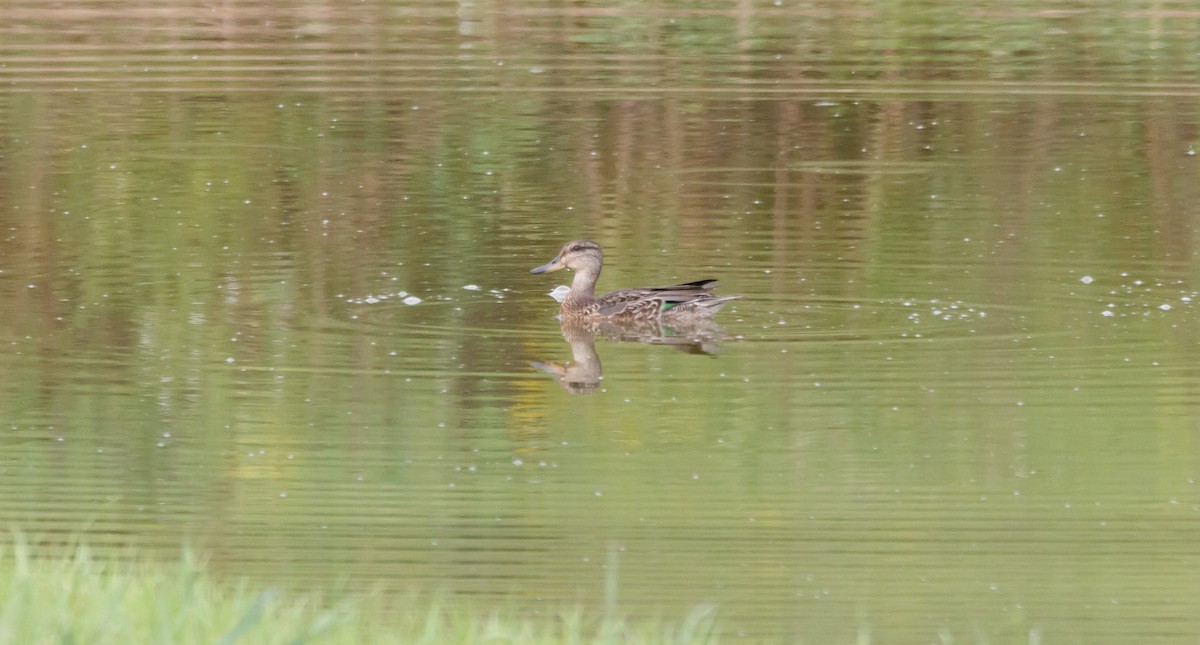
[1145,101,1189,262]
[736,0,753,51]
[614,100,636,215]
[220,0,235,44]
[773,102,798,295]
[664,96,684,230]
[576,101,604,222]
[865,99,904,218]
[1144,97,1200,410]
[991,97,1055,310]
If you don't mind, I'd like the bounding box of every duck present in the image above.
[530,240,739,323]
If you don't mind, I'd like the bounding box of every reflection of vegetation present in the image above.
[0,538,719,644]
[2,2,1200,639]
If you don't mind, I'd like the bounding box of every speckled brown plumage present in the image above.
[530,240,739,323]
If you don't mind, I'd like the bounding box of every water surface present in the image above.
[2,1,1200,642]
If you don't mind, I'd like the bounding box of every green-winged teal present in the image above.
[531,240,739,323]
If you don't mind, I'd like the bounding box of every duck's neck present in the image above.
[564,266,600,308]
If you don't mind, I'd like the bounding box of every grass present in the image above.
[0,536,720,645]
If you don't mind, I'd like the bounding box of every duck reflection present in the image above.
[531,317,732,395]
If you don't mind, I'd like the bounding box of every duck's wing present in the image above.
[594,280,722,318]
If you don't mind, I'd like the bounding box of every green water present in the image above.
[2,1,1200,641]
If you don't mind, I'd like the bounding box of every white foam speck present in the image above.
[1080,275,1094,285]
[463,284,480,291]
[403,296,422,305]
[549,285,571,303]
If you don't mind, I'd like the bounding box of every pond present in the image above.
[2,1,1199,641]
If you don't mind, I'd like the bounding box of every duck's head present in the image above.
[530,240,603,275]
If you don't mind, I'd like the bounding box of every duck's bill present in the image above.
[530,258,565,274]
